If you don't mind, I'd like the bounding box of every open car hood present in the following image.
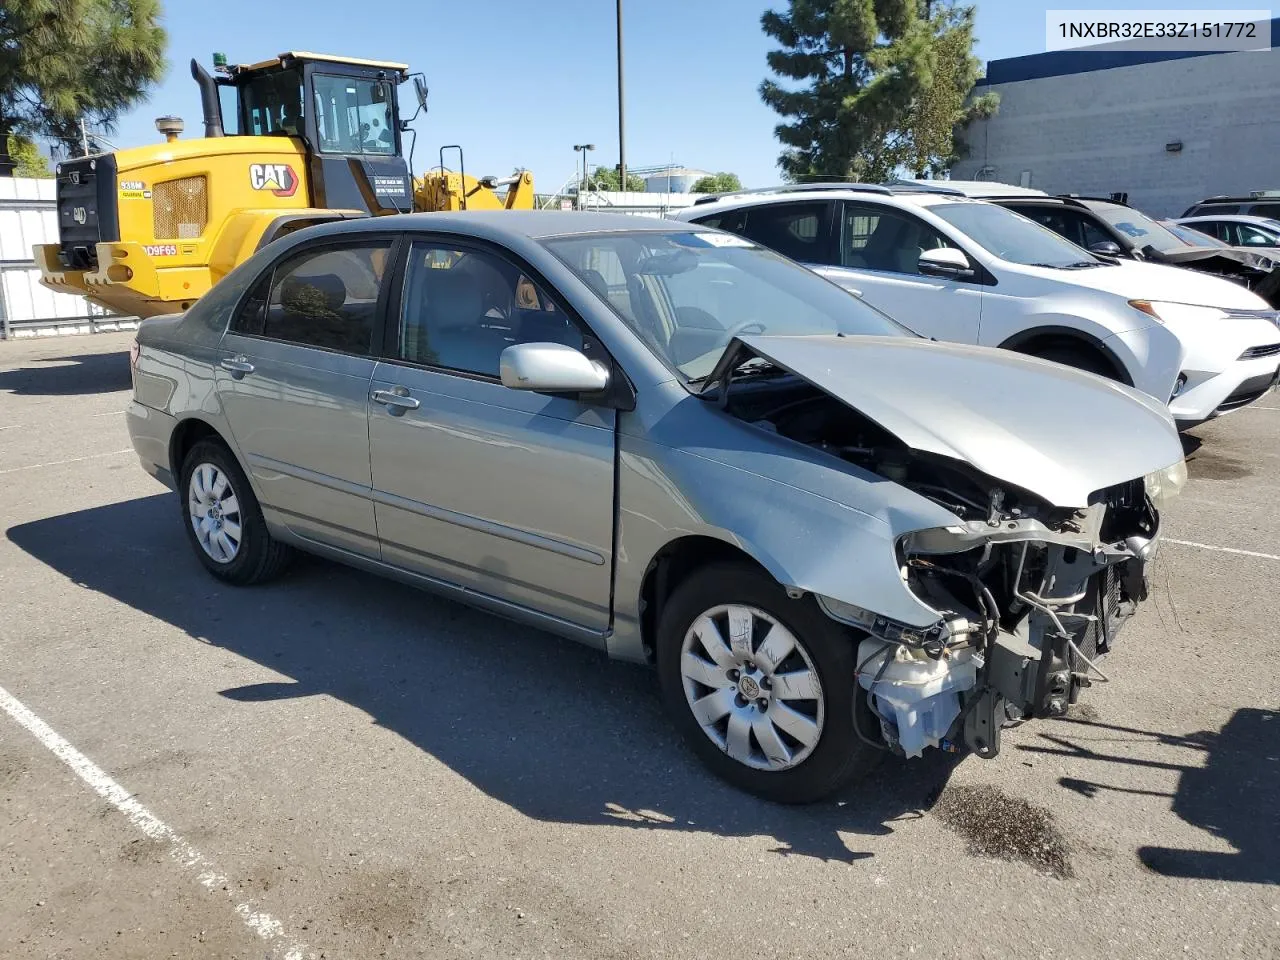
[726,335,1184,508]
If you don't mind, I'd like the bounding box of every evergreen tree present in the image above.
[760,0,996,182]
[0,0,166,174]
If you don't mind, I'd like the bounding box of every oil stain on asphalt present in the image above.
[933,784,1073,878]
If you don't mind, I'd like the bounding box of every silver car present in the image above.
[126,212,1186,802]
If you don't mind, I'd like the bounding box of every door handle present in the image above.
[219,356,255,379]
[371,387,420,414]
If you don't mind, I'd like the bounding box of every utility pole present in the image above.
[616,0,627,192]
[80,118,89,157]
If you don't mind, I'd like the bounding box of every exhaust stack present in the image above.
[190,59,224,138]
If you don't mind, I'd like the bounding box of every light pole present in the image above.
[616,0,626,192]
[573,144,595,204]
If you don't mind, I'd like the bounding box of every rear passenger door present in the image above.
[732,200,837,265]
[216,237,398,559]
[366,240,617,634]
[813,200,984,343]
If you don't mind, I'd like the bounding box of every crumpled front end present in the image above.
[822,462,1184,760]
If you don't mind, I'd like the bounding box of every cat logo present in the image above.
[72,207,87,224]
[248,163,299,198]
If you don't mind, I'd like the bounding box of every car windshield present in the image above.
[1088,202,1186,254]
[1161,221,1228,247]
[928,201,1101,268]
[541,230,912,382]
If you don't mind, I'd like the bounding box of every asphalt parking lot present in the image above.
[1,331,1276,960]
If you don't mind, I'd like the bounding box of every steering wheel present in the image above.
[723,321,766,341]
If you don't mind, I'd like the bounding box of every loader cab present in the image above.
[213,51,414,215]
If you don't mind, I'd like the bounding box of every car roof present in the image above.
[297,210,704,242]
[1188,194,1280,205]
[677,182,992,218]
[906,180,1049,199]
[1176,214,1280,225]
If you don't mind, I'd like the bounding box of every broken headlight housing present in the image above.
[1143,458,1187,512]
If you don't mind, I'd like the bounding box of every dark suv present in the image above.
[1183,195,1280,219]
[982,194,1280,306]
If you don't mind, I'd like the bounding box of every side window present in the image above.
[693,208,748,236]
[1247,203,1280,219]
[397,243,586,377]
[1235,223,1277,246]
[232,242,391,354]
[1010,206,1084,246]
[841,203,955,275]
[739,202,832,263]
[1207,221,1234,244]
[1076,214,1114,250]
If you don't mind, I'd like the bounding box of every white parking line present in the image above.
[1165,538,1280,562]
[0,683,313,960]
[0,448,132,476]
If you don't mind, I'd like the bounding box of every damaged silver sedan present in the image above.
[125,212,1187,803]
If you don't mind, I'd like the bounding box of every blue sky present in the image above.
[99,0,1200,189]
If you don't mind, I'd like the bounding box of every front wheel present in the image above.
[657,562,881,803]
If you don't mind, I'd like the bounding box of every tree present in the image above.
[896,5,999,176]
[6,135,52,176]
[587,165,645,192]
[0,0,166,174]
[759,0,996,182]
[691,172,743,193]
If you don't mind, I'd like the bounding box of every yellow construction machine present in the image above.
[35,52,534,318]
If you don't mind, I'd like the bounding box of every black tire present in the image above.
[1026,342,1118,380]
[179,438,292,585]
[656,561,882,803]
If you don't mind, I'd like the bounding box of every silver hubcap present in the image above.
[188,462,242,564]
[679,604,824,772]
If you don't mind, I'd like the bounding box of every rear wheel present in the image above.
[656,562,880,803]
[180,439,292,585]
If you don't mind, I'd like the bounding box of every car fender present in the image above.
[608,431,958,663]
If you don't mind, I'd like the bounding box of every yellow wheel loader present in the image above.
[35,52,534,319]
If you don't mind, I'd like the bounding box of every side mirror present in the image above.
[918,247,975,279]
[1088,240,1123,256]
[500,342,610,394]
[413,77,429,111]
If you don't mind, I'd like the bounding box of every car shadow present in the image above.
[1024,712,1278,885]
[0,352,131,396]
[7,494,961,863]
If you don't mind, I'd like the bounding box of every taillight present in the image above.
[129,337,140,369]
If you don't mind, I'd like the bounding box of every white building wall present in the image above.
[952,47,1280,217]
[0,177,118,337]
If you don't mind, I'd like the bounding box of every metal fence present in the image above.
[0,176,132,339]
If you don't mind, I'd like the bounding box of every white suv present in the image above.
[676,185,1280,426]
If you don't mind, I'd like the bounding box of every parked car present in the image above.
[126,211,1186,802]
[933,185,1280,307]
[1160,220,1278,272]
[677,184,1280,427]
[1173,214,1280,250]
[1181,194,1280,220]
